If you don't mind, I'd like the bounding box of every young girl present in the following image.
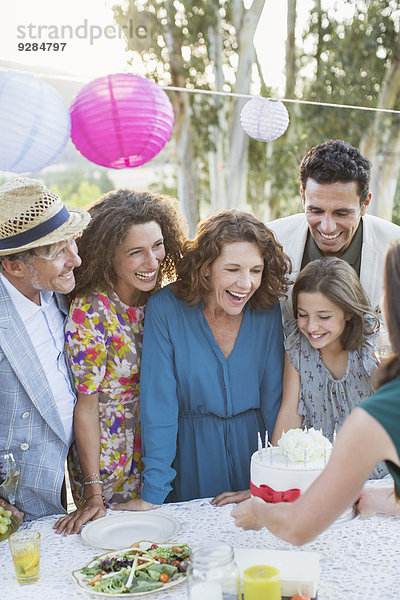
[271,257,383,472]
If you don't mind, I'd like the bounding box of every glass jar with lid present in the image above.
[187,541,240,600]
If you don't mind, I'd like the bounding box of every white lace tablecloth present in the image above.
[1,496,400,600]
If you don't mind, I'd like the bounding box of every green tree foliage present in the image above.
[267,0,400,220]
[113,0,227,222]
[300,0,398,141]
[42,169,114,209]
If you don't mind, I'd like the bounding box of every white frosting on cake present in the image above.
[278,427,332,462]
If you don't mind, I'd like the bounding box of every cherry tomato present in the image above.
[150,544,158,550]
[159,573,169,583]
[170,560,181,566]
[157,557,168,564]
[172,546,183,554]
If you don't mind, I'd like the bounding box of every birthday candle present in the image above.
[304,444,308,468]
[333,430,337,444]
[323,443,327,467]
[285,449,289,467]
[265,430,268,449]
[257,431,262,452]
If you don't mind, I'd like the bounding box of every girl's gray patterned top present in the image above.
[284,316,387,478]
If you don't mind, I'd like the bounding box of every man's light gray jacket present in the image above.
[0,279,72,520]
[268,213,400,321]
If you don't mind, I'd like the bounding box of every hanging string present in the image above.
[162,85,400,115]
[2,65,400,115]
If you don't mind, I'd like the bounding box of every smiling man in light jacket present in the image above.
[0,178,90,521]
[268,140,400,321]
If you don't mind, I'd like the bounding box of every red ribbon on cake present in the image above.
[250,481,300,503]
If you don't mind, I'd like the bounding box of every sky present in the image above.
[0,0,317,92]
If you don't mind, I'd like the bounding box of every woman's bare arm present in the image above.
[54,392,106,535]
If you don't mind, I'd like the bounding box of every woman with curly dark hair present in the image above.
[54,189,186,535]
[116,209,291,511]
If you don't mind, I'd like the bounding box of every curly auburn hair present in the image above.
[72,189,187,298]
[173,209,291,310]
[299,140,371,205]
[375,240,400,388]
[292,257,379,351]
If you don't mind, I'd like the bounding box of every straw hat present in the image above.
[0,178,90,256]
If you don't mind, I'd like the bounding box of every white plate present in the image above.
[72,543,188,597]
[81,513,180,550]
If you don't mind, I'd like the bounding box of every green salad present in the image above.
[78,543,191,594]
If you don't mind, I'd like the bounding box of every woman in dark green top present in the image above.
[231,240,400,545]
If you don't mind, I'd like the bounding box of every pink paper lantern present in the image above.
[70,74,174,169]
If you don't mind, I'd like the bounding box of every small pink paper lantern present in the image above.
[70,74,175,169]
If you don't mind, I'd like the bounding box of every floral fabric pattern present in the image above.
[284,317,387,479]
[65,290,145,505]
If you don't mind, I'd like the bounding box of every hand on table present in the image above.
[0,498,24,523]
[356,485,400,519]
[211,489,251,507]
[110,498,160,511]
[53,495,106,535]
[231,497,266,531]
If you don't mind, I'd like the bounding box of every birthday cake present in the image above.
[250,428,332,503]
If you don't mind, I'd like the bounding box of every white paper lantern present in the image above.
[0,71,70,173]
[240,97,289,142]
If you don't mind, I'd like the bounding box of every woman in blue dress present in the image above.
[113,209,291,510]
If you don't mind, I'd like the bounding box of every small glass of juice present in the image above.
[9,530,40,584]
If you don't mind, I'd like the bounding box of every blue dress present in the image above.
[139,285,284,504]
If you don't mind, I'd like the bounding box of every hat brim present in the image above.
[0,207,90,256]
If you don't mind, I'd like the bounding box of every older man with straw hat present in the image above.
[0,177,90,521]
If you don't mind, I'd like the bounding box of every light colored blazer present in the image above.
[268,213,400,321]
[0,280,72,521]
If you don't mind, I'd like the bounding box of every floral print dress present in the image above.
[65,290,145,506]
[284,316,387,478]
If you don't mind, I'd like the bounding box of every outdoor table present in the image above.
[1,496,399,600]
